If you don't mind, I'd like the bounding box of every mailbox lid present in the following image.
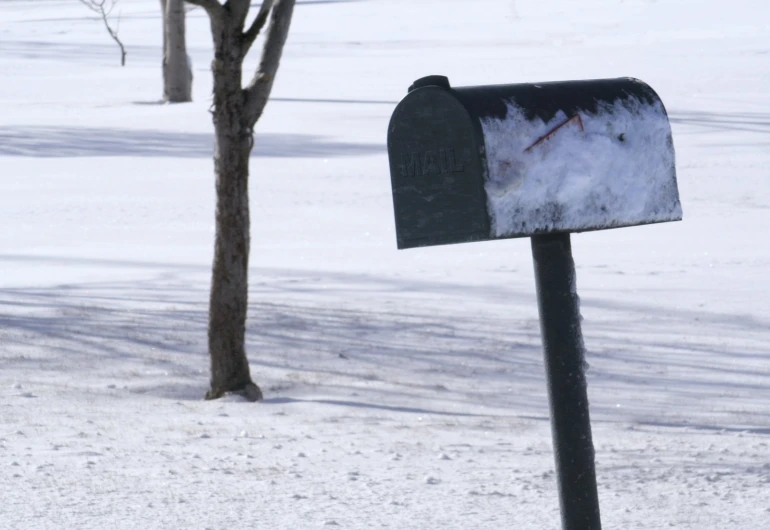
[452,78,662,123]
[454,78,683,238]
[387,85,490,249]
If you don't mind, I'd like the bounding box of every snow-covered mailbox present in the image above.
[388,75,681,248]
[387,75,682,530]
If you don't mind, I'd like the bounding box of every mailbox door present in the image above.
[387,86,490,249]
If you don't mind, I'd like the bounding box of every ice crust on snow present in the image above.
[479,96,682,237]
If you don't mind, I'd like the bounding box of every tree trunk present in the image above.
[162,0,192,103]
[187,0,296,401]
[205,13,260,401]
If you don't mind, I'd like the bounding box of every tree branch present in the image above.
[242,0,275,57]
[78,0,127,66]
[105,10,127,66]
[242,0,296,127]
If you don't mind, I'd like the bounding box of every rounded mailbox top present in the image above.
[408,75,451,93]
[387,76,681,248]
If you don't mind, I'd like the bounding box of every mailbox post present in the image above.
[387,75,682,530]
[532,232,600,529]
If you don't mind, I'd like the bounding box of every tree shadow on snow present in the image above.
[668,110,770,135]
[0,40,161,63]
[1,258,769,432]
[263,397,488,418]
[0,126,383,158]
[0,260,547,413]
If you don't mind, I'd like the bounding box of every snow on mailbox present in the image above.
[387,75,682,249]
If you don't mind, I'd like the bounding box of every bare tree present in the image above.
[185,0,296,401]
[160,0,193,102]
[79,0,127,66]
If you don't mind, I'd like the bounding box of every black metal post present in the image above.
[531,233,601,530]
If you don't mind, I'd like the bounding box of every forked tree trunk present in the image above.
[205,14,257,400]
[189,0,296,401]
[161,0,192,103]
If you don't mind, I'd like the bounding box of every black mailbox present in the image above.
[387,76,682,249]
[386,75,685,529]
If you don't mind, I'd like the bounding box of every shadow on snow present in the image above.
[0,126,384,158]
[1,255,769,433]
[668,110,770,135]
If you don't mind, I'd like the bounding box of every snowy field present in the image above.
[1,0,769,528]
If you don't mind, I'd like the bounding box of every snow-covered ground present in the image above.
[1,0,768,528]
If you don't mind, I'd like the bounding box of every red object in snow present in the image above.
[524,113,584,154]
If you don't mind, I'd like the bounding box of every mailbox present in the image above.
[386,75,686,529]
[387,76,682,249]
